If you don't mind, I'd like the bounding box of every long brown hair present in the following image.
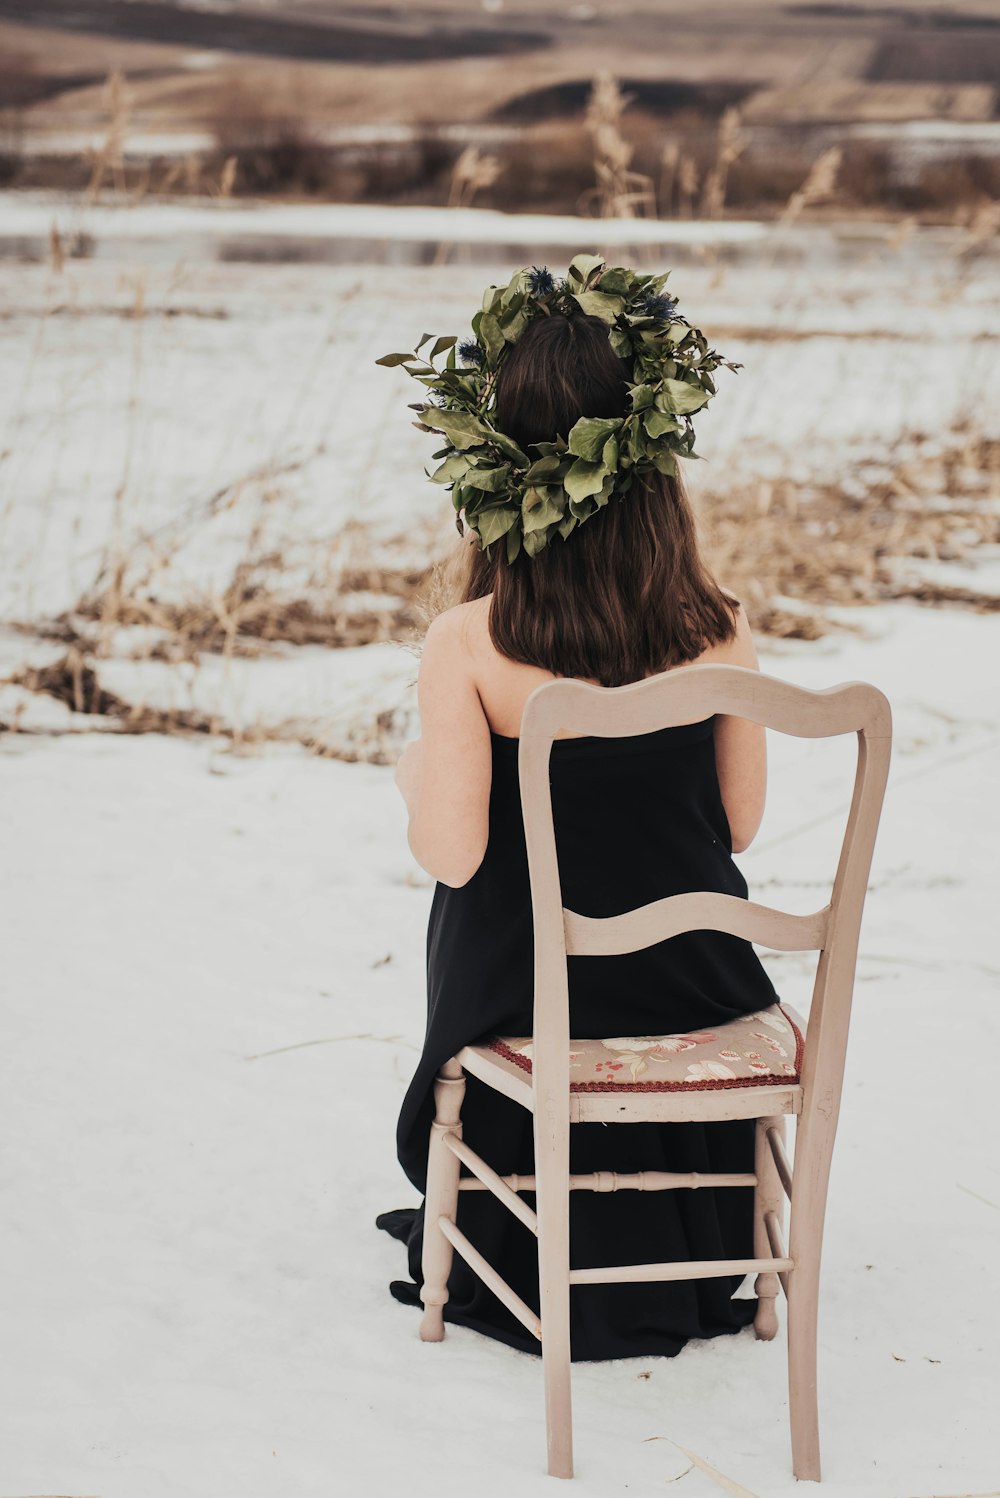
[432,309,738,688]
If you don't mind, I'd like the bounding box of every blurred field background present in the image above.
[2,0,1000,217]
[1,0,998,757]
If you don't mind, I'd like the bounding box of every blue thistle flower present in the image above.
[634,293,679,321]
[528,265,556,296]
[457,339,484,367]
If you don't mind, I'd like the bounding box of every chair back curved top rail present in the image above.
[516,663,892,1182]
[417,661,892,1483]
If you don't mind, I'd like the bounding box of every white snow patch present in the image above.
[2,603,999,1496]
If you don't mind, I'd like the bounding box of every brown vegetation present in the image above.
[8,421,996,760]
[702,427,1000,638]
[10,645,218,735]
[3,9,997,221]
[69,554,429,661]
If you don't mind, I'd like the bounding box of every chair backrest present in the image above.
[517,663,892,1126]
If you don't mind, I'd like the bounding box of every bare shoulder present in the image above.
[422,598,487,648]
[696,590,759,669]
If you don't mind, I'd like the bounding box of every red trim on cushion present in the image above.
[486,1006,804,1094]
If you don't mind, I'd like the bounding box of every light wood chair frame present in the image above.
[418,664,892,1481]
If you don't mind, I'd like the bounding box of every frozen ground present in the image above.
[2,200,999,1496]
[1,200,998,762]
[3,600,1000,1498]
[1,198,998,631]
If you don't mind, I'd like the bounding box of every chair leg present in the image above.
[535,1108,573,1478]
[753,1115,785,1341]
[786,1106,835,1483]
[419,1057,466,1343]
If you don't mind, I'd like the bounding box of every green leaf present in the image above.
[597,267,632,295]
[567,253,605,288]
[524,454,562,483]
[568,492,598,520]
[567,416,621,462]
[506,525,522,564]
[658,378,712,415]
[467,463,511,493]
[430,453,473,484]
[557,513,578,540]
[501,270,529,307]
[430,335,457,359]
[609,326,633,359]
[522,487,564,533]
[500,305,531,343]
[564,458,609,502]
[602,435,618,471]
[644,409,682,438]
[523,528,550,558]
[477,506,518,546]
[572,291,623,324]
[629,383,655,412]
[487,429,530,466]
[479,313,504,363]
[421,408,490,449]
[652,451,678,476]
[375,352,417,367]
[667,323,689,344]
[432,367,476,394]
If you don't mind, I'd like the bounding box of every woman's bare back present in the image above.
[455,592,749,740]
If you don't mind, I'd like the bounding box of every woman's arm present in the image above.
[394,608,492,888]
[712,603,767,854]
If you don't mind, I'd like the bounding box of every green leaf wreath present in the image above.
[376,253,743,564]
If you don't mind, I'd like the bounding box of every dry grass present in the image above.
[434,146,504,264]
[4,0,998,239]
[4,644,416,763]
[4,203,999,762]
[5,421,998,759]
[701,426,1000,638]
[776,146,843,228]
[68,554,430,661]
[580,73,656,221]
[699,107,747,221]
[7,27,998,222]
[9,645,219,736]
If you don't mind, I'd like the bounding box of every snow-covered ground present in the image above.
[1,201,998,765]
[3,600,999,1498]
[1,199,998,630]
[2,200,999,1496]
[1,192,773,251]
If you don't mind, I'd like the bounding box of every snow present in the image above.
[1,237,997,634]
[3,601,1000,1498]
[1,191,771,248]
[2,201,999,1496]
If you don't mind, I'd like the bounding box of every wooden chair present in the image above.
[418,664,892,1481]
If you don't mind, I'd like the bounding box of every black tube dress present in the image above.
[377,715,784,1362]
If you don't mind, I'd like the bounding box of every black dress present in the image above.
[377,715,783,1362]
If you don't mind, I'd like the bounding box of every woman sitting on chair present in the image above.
[376,258,785,1361]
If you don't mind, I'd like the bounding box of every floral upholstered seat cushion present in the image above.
[487,1003,804,1093]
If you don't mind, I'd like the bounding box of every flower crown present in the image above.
[377,253,742,564]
